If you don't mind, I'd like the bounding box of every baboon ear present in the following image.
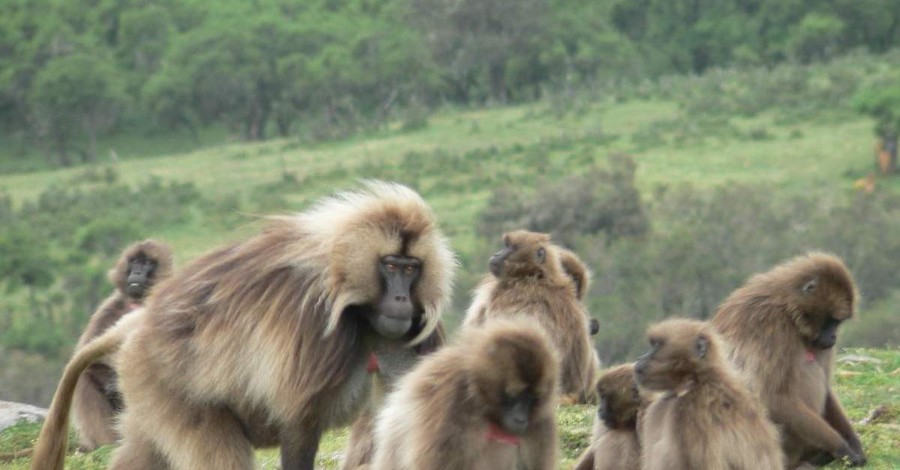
[536,247,546,263]
[802,278,817,293]
[694,335,709,359]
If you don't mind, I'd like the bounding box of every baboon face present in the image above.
[365,255,423,339]
[794,276,853,350]
[489,231,552,279]
[472,334,555,436]
[596,365,641,429]
[634,321,710,392]
[125,253,158,299]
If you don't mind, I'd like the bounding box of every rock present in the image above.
[0,401,47,432]
[837,354,882,365]
[858,404,891,426]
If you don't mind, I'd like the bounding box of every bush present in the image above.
[476,176,900,363]
[477,155,649,247]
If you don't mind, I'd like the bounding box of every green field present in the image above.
[0,97,888,261]
[1,67,899,468]
[1,348,897,469]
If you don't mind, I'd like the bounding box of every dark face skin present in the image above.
[367,255,422,339]
[633,339,672,391]
[811,317,841,350]
[125,255,157,299]
[488,246,512,277]
[500,391,536,435]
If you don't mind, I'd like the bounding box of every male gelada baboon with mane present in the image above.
[31,181,455,470]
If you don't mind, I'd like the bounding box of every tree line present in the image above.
[2,0,900,166]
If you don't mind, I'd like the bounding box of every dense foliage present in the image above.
[2,0,900,166]
[482,177,900,363]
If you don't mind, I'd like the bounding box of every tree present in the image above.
[29,53,127,165]
[409,0,548,103]
[855,83,900,174]
[787,13,845,63]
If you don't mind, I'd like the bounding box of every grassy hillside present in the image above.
[1,348,897,469]
[1,57,899,466]
[0,97,888,261]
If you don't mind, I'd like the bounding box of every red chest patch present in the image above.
[805,349,817,363]
[127,302,142,311]
[485,422,521,446]
[367,353,380,373]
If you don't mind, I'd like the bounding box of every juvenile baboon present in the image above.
[31,181,456,470]
[573,364,646,470]
[371,320,559,470]
[711,252,866,468]
[340,324,445,470]
[72,240,173,451]
[464,231,599,401]
[635,318,784,470]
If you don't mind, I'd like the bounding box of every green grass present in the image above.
[0,98,888,263]
[2,348,897,469]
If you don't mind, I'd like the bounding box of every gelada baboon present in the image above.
[31,181,456,470]
[635,318,784,470]
[573,363,647,470]
[72,239,173,451]
[371,320,559,470]
[711,252,866,467]
[340,324,445,470]
[464,230,599,401]
[558,246,600,335]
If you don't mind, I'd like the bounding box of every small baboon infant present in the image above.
[574,363,647,470]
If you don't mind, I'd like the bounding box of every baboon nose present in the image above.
[395,295,408,302]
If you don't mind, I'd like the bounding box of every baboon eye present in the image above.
[386,263,396,272]
[536,247,546,262]
[404,265,416,275]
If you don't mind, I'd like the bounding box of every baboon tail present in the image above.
[30,310,142,470]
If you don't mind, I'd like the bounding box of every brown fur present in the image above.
[371,320,559,470]
[711,252,866,468]
[558,247,591,301]
[30,182,456,470]
[31,310,145,470]
[463,231,599,401]
[71,240,173,451]
[636,319,784,470]
[574,364,646,470]
[340,324,446,470]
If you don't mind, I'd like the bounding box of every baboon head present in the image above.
[110,240,173,301]
[634,319,721,392]
[784,254,856,351]
[596,364,643,429]
[467,322,558,436]
[489,231,561,280]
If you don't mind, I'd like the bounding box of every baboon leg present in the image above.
[160,407,253,470]
[109,434,169,470]
[342,413,376,470]
[280,423,323,470]
[823,391,863,454]
[72,377,119,450]
[772,399,848,457]
[115,389,253,470]
[573,446,595,470]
